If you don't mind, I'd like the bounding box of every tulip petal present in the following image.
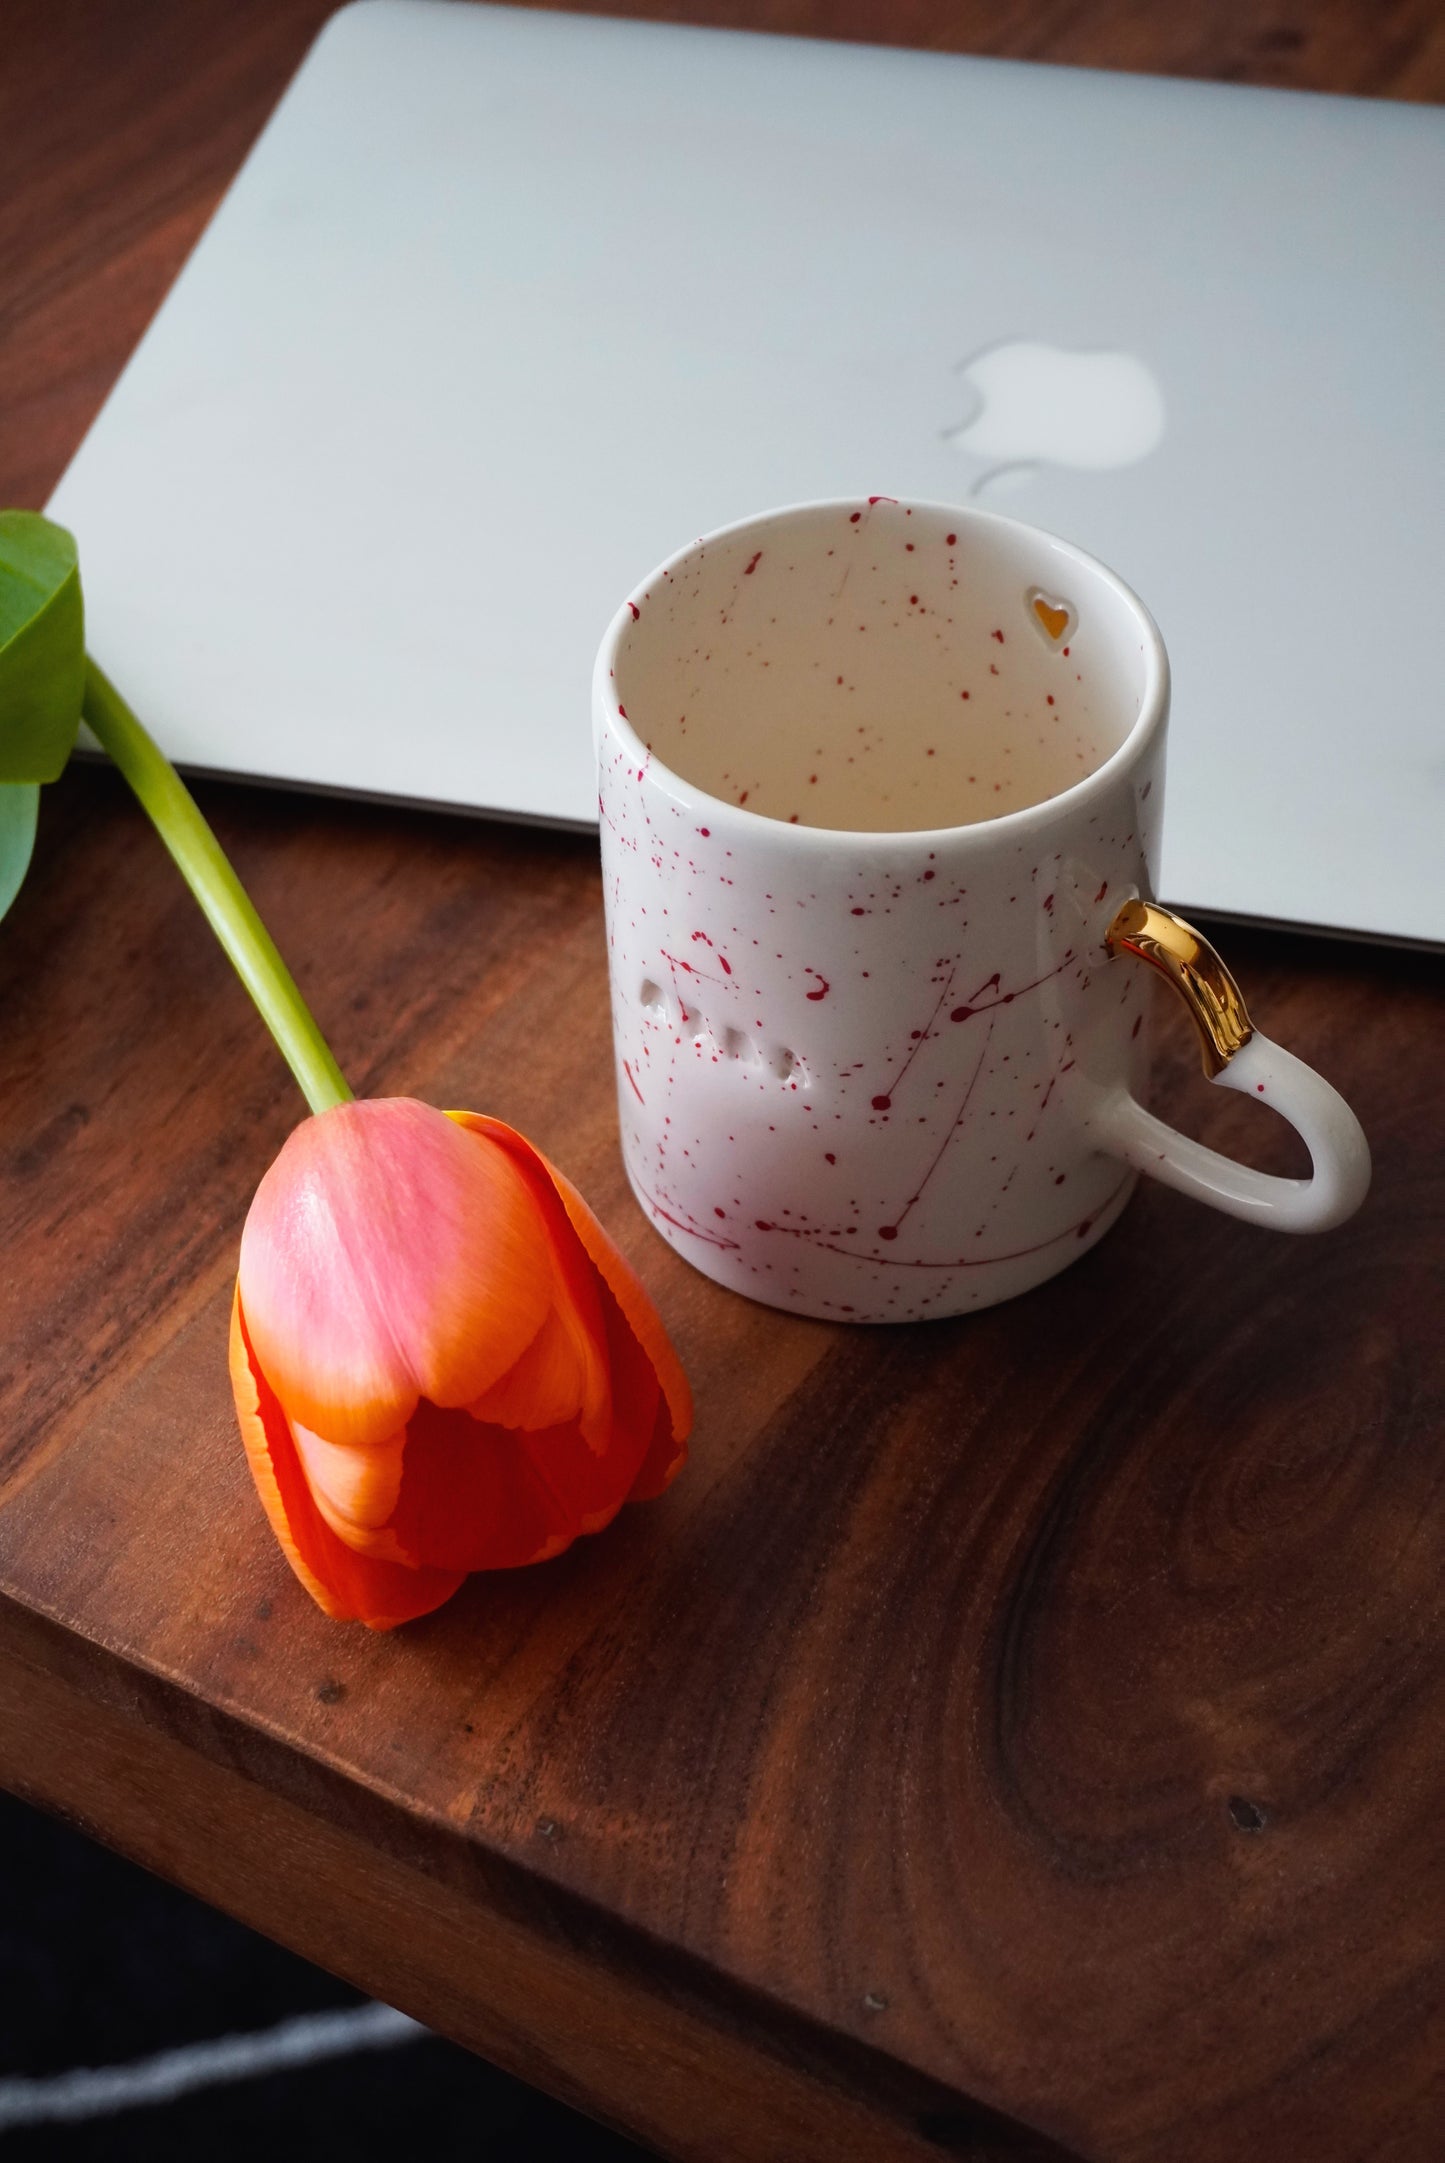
[516,1383,653,1536]
[292,1420,407,1540]
[595,1267,680,1503]
[468,1302,591,1436]
[386,1399,576,1572]
[547,1164,693,1472]
[240,1099,555,1448]
[459,1128,612,1454]
[231,1290,464,1630]
[535,1184,616,1459]
[631,1389,686,1501]
[450,1115,692,1492]
[402,1131,663,1562]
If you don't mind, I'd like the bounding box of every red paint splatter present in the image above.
[1094,881,1109,902]
[804,969,830,1001]
[851,906,866,915]
[1131,1013,1143,1039]
[922,869,935,881]
[871,1094,892,1111]
[876,1029,994,1241]
[948,956,1073,1026]
[849,511,862,523]
[698,826,710,837]
[873,956,965,1106]
[689,929,733,976]
[910,594,919,605]
[1257,1081,1266,1093]
[991,629,1005,644]
[618,704,627,718]
[714,1206,727,1218]
[622,1061,645,1105]
[878,1225,898,1240]
[951,972,1000,1022]
[743,550,762,576]
[1043,893,1054,912]
[946,532,957,545]
[960,689,970,700]
[1046,695,1055,706]
[868,495,898,505]
[801,1175,1133,1272]
[824,1152,836,1164]
[631,1177,740,1252]
[626,601,639,621]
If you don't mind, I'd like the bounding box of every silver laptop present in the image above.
[47,0,1445,943]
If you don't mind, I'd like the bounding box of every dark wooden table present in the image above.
[2,4,1442,2159]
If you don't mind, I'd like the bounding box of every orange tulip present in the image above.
[229,1097,691,1629]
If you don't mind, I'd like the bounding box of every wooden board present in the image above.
[1,5,1442,2159]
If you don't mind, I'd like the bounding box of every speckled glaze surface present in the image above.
[596,499,1171,1322]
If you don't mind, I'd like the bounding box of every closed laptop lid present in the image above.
[47,0,1445,943]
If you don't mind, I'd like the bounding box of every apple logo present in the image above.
[944,340,1166,493]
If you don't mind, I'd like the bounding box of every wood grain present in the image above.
[5,1632,1073,2163]
[1,5,1442,2161]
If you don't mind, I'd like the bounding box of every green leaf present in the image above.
[0,783,39,923]
[0,510,86,784]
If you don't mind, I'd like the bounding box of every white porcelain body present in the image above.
[594,500,1368,1322]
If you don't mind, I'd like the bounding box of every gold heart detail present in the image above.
[1030,591,1073,643]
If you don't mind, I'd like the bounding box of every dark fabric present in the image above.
[0,1793,647,2159]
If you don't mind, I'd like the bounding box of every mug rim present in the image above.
[594,495,1170,850]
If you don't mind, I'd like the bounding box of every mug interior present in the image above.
[612,499,1155,833]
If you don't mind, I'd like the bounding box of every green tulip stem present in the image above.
[81,657,353,1117]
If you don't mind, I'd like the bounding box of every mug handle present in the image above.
[1090,899,1370,1232]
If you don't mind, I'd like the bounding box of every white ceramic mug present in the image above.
[593,498,1369,1322]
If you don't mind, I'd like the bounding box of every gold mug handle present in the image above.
[1097,898,1370,1233]
[1105,898,1253,1078]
